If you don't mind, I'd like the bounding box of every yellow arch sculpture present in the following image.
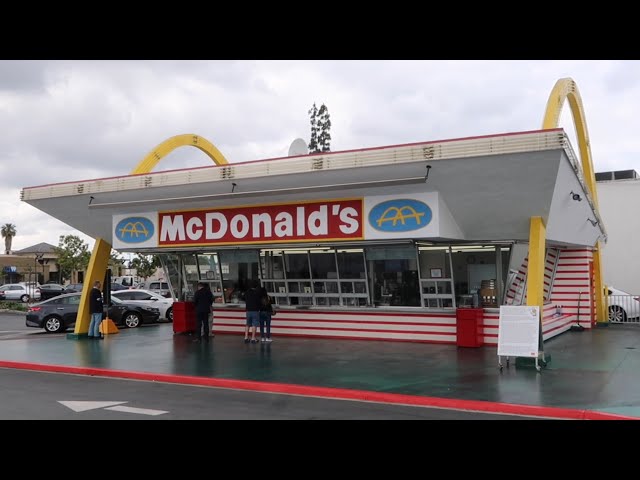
[542,77,606,324]
[130,134,229,174]
[71,134,229,338]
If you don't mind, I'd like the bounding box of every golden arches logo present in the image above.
[369,199,432,232]
[115,217,155,243]
[377,206,425,227]
[119,222,149,238]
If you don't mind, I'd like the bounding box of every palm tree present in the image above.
[1,223,16,254]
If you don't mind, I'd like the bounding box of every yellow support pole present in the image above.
[67,237,113,339]
[526,216,546,312]
[593,247,607,324]
[526,216,546,361]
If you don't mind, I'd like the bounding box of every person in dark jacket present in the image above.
[193,282,214,342]
[243,279,267,344]
[88,280,104,339]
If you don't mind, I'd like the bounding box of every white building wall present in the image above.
[597,179,640,294]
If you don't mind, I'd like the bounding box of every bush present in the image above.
[0,301,28,312]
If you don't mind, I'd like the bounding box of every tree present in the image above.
[108,250,125,275]
[308,102,319,153]
[1,223,16,254]
[308,102,331,154]
[54,234,91,284]
[129,254,161,279]
[317,103,332,152]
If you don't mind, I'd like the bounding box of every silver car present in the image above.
[111,289,174,321]
[0,283,41,302]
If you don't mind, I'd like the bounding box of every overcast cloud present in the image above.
[1,60,637,252]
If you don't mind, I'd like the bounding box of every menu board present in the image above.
[497,305,540,358]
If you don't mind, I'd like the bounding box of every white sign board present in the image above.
[497,305,540,358]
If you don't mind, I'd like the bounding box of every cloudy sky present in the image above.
[1,60,637,252]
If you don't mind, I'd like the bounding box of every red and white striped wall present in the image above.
[550,249,594,329]
[212,309,458,344]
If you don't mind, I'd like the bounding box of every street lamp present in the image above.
[34,253,44,294]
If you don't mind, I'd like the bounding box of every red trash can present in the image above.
[455,307,484,347]
[172,301,195,334]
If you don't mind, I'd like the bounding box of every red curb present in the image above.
[0,360,636,420]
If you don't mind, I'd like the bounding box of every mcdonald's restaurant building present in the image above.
[19,78,609,346]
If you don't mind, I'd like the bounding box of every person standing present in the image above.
[193,282,214,342]
[88,280,104,339]
[260,290,274,343]
[243,279,265,344]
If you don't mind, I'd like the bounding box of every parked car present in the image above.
[608,286,640,322]
[109,283,130,292]
[0,283,41,302]
[112,275,141,288]
[111,288,174,322]
[138,280,172,298]
[26,292,160,333]
[38,283,66,300]
[63,283,84,294]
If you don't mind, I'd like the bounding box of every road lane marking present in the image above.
[59,401,127,412]
[106,405,168,416]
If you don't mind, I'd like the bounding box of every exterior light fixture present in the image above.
[424,165,432,183]
[570,191,582,201]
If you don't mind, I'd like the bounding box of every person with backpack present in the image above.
[260,291,275,343]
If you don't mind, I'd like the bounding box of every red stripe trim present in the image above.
[2,358,629,420]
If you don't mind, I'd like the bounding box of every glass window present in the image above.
[336,249,365,279]
[260,250,285,279]
[219,250,260,303]
[366,246,420,307]
[284,250,310,279]
[197,253,221,281]
[309,249,336,278]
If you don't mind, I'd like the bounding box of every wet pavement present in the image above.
[1,317,639,419]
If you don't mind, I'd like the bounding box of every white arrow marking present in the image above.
[106,405,168,416]
[59,401,127,412]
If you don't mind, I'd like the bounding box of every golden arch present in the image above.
[377,206,425,227]
[542,77,606,324]
[130,134,229,175]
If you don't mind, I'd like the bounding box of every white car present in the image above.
[137,280,172,298]
[111,289,174,322]
[0,283,41,302]
[607,286,640,322]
